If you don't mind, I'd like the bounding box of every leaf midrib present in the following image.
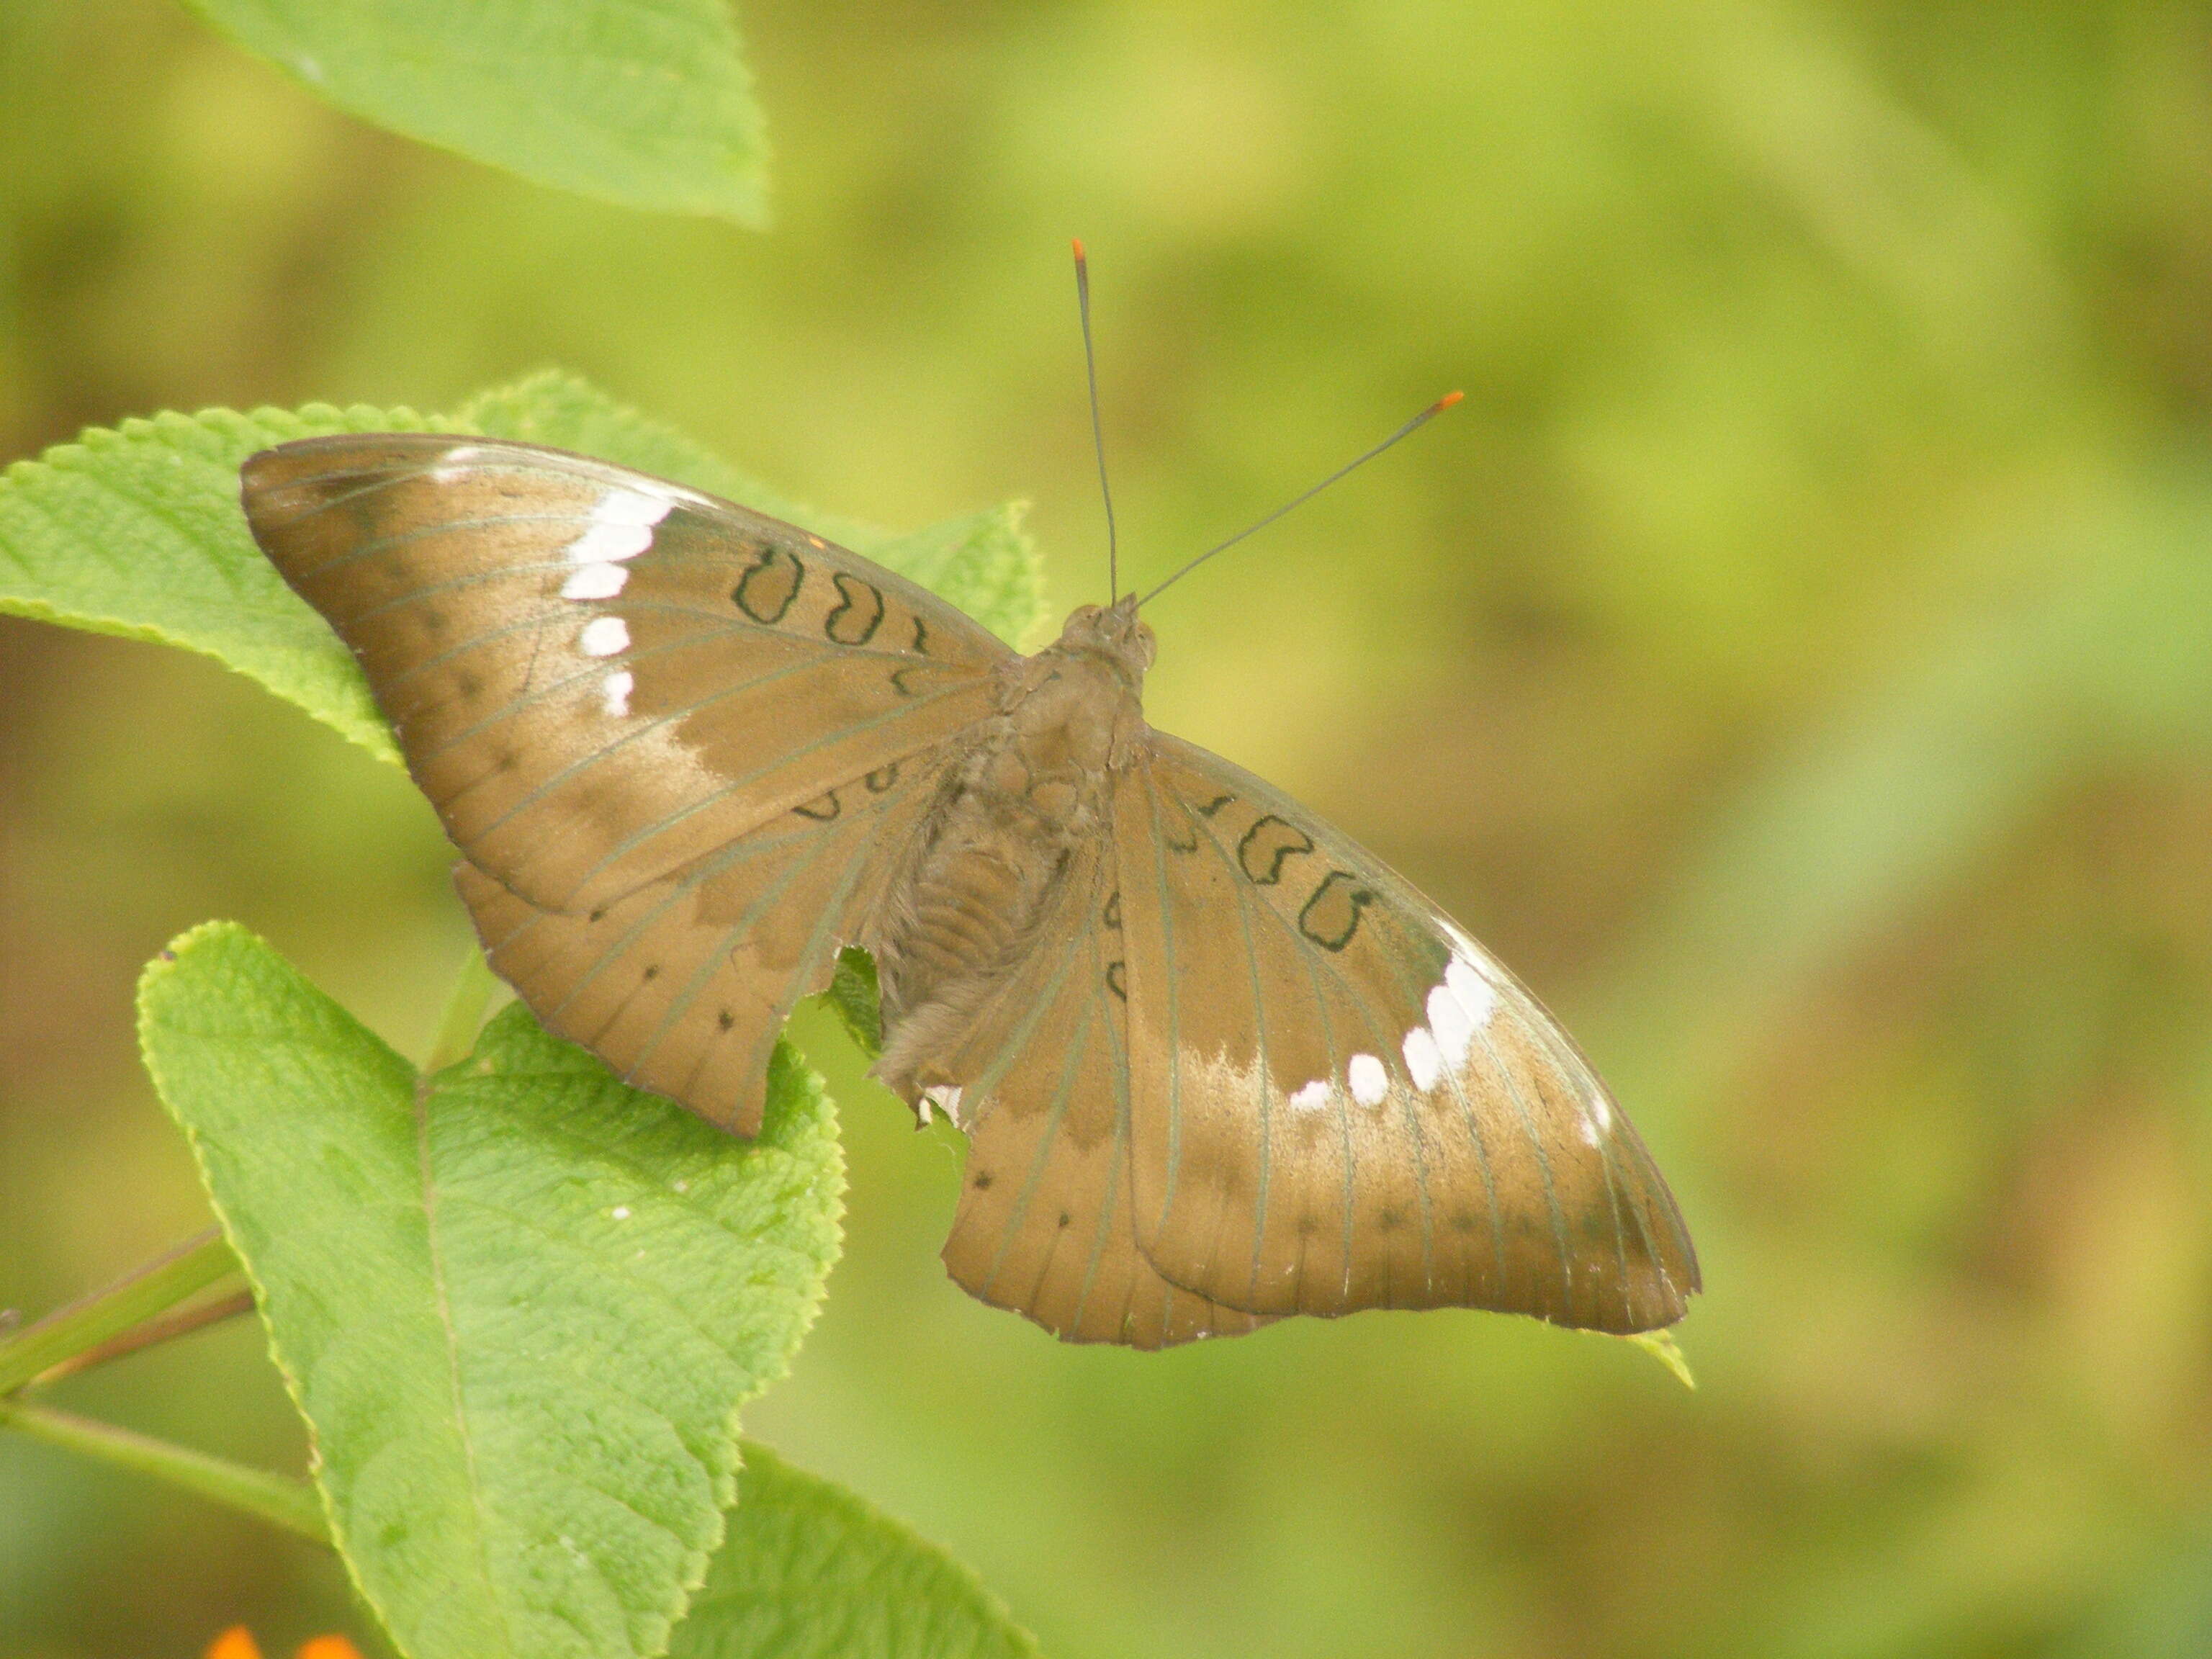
[411,1069,516,1658]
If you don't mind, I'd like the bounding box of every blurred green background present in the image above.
[6,1,2212,1655]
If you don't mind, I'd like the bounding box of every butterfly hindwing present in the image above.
[456,742,955,1136]
[1113,734,1698,1333]
[243,436,1007,916]
[932,842,1273,1348]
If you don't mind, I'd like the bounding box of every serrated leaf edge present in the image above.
[135,920,388,1617]
[139,922,848,1659]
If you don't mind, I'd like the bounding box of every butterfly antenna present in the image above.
[1136,390,1464,608]
[1073,239,1120,603]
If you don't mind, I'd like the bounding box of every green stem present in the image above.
[0,1398,329,1543]
[423,947,498,1074]
[0,1228,240,1394]
[31,1288,258,1387]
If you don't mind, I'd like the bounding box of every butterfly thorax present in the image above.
[866,600,1154,1112]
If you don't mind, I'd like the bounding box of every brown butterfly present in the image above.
[240,412,1696,1350]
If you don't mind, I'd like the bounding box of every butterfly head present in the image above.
[1055,594,1156,683]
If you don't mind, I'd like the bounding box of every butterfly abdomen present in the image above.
[868,637,1141,1105]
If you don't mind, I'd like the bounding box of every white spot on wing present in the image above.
[562,561,629,600]
[1578,1093,1615,1146]
[922,1084,964,1128]
[579,616,629,657]
[428,444,482,483]
[1402,1026,1442,1092]
[1445,957,1497,1030]
[601,669,634,716]
[1347,1052,1388,1107]
[565,519,655,564]
[593,488,676,526]
[1287,1079,1333,1113]
[1426,981,1475,1067]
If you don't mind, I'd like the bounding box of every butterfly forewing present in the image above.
[242,436,1007,914]
[1115,734,1697,1333]
[932,842,1273,1347]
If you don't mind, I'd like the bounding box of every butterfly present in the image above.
[240,431,1699,1349]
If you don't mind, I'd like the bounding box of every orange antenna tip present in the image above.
[1137,390,1462,607]
[1071,238,1087,261]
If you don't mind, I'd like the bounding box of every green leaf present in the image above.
[1620,1329,1696,1390]
[182,0,768,223]
[0,403,437,764]
[820,947,884,1062]
[670,1443,1042,1659]
[456,371,885,550]
[0,377,1046,767]
[138,922,843,1659]
[1,1403,1040,1658]
[878,501,1043,652]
